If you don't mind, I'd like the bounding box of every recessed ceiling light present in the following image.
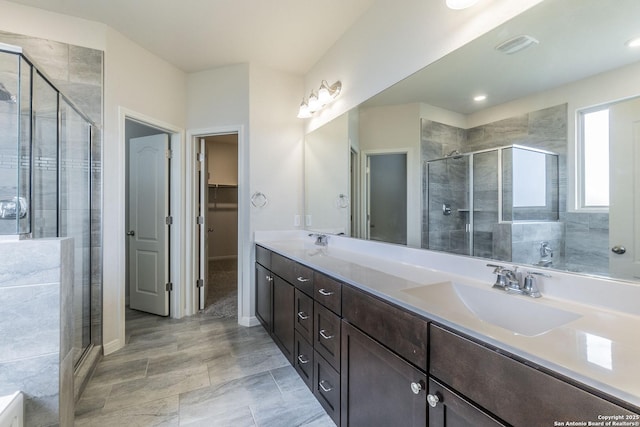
[446,0,480,10]
[474,95,487,102]
[626,37,640,48]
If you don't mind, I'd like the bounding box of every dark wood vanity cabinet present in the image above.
[255,259,272,332]
[341,321,427,427]
[256,245,639,427]
[429,324,639,425]
[341,285,430,427]
[272,275,295,363]
[427,378,505,427]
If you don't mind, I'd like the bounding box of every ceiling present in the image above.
[362,0,640,114]
[5,0,375,74]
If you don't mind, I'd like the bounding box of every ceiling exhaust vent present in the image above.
[495,35,539,55]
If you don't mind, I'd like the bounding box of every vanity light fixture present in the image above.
[446,0,480,10]
[626,37,640,48]
[297,80,342,118]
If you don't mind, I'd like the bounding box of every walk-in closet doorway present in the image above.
[196,133,239,318]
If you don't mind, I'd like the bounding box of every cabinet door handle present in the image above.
[266,275,273,282]
[297,311,309,320]
[410,381,423,395]
[318,288,334,296]
[297,354,309,364]
[427,393,440,408]
[319,380,333,393]
[297,276,310,282]
[319,329,334,340]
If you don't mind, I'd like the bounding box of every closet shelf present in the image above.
[208,183,238,188]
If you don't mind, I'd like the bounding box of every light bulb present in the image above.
[297,99,311,118]
[307,91,320,112]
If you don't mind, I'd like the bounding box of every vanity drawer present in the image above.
[255,245,271,269]
[314,272,342,315]
[293,263,314,296]
[314,302,341,372]
[314,350,341,426]
[294,289,313,343]
[342,285,428,371]
[294,331,314,391]
[271,253,294,282]
[271,253,314,295]
[430,324,638,425]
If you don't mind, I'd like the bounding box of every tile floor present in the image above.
[74,308,335,426]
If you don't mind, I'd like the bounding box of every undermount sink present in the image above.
[402,281,581,336]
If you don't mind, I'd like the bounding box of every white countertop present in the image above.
[255,231,640,410]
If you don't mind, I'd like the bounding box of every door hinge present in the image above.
[197,216,204,225]
[166,149,172,159]
[166,282,173,292]
[166,216,173,225]
[196,279,204,288]
[197,152,205,162]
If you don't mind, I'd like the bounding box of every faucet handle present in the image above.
[486,263,504,274]
[522,271,550,298]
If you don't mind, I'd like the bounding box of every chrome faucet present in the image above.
[487,264,549,298]
[308,233,328,246]
[487,264,519,291]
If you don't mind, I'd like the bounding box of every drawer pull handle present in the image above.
[319,329,334,340]
[318,288,334,296]
[297,311,309,320]
[427,393,440,408]
[319,380,333,393]
[297,354,309,364]
[297,276,310,282]
[410,382,423,395]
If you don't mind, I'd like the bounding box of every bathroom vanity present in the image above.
[255,232,640,426]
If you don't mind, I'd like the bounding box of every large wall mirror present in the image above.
[304,0,640,282]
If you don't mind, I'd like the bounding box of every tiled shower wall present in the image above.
[0,31,104,394]
[421,104,610,272]
[0,238,74,427]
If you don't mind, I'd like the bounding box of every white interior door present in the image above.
[609,97,640,280]
[128,134,170,316]
[198,138,209,310]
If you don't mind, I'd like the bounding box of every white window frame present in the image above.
[576,105,610,212]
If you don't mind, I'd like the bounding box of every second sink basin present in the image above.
[402,281,581,336]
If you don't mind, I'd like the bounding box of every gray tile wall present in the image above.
[421,104,609,271]
[0,238,74,427]
[0,31,104,390]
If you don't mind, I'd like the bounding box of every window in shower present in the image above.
[579,107,610,208]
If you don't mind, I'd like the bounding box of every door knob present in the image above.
[612,246,626,255]
[126,230,135,236]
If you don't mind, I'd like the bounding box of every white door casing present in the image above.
[609,97,640,280]
[128,134,170,316]
[198,138,209,310]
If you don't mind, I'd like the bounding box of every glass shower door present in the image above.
[426,155,470,255]
[59,99,92,365]
[472,150,499,259]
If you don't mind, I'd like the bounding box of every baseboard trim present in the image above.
[238,315,260,327]
[102,338,123,356]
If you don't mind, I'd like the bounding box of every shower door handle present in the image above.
[127,230,135,236]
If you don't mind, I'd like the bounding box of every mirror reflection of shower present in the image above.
[425,145,560,265]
